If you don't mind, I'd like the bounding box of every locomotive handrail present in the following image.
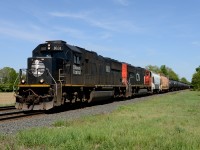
[13,68,28,92]
[46,68,58,98]
[13,68,41,92]
[58,69,64,81]
[13,73,20,92]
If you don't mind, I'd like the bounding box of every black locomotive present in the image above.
[15,40,189,110]
[15,40,153,110]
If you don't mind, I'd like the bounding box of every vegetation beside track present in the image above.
[1,90,200,150]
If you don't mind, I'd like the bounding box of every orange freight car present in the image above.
[160,75,169,92]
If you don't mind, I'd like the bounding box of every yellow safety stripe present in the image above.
[18,84,50,87]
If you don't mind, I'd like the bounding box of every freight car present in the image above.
[151,72,160,93]
[160,75,169,92]
[15,40,152,110]
[169,80,190,91]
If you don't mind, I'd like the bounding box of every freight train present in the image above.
[14,40,190,110]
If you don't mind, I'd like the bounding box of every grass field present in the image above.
[1,90,200,149]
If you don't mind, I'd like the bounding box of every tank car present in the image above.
[15,40,152,110]
[169,80,178,91]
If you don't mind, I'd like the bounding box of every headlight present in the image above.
[48,44,51,50]
[21,79,26,84]
[39,79,44,84]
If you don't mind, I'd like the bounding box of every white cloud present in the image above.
[52,26,90,40]
[29,24,42,31]
[49,11,114,30]
[0,20,50,42]
[0,27,49,42]
[49,11,143,34]
[49,12,87,19]
[99,32,113,39]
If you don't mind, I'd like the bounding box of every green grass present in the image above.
[0,104,15,107]
[1,90,200,150]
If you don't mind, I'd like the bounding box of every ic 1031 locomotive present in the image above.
[14,40,189,110]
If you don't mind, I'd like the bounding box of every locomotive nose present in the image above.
[27,57,53,84]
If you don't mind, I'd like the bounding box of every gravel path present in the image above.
[0,92,176,135]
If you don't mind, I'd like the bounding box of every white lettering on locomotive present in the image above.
[106,66,110,73]
[136,73,140,81]
[73,65,81,75]
[53,46,62,50]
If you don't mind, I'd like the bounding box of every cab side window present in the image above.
[74,55,81,65]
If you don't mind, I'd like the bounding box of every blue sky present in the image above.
[0,0,199,81]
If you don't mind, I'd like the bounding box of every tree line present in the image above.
[0,65,199,92]
[191,66,200,90]
[145,65,190,84]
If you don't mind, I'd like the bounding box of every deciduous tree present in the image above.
[0,67,18,92]
[160,65,168,76]
[180,77,190,84]
[145,65,160,73]
[192,66,200,90]
[146,65,179,81]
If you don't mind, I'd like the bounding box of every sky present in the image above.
[0,0,200,81]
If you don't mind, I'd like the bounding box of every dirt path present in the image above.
[0,92,15,105]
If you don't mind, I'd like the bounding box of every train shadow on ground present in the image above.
[43,90,188,114]
[45,92,152,114]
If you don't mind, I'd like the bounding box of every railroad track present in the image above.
[0,105,15,112]
[0,110,44,122]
